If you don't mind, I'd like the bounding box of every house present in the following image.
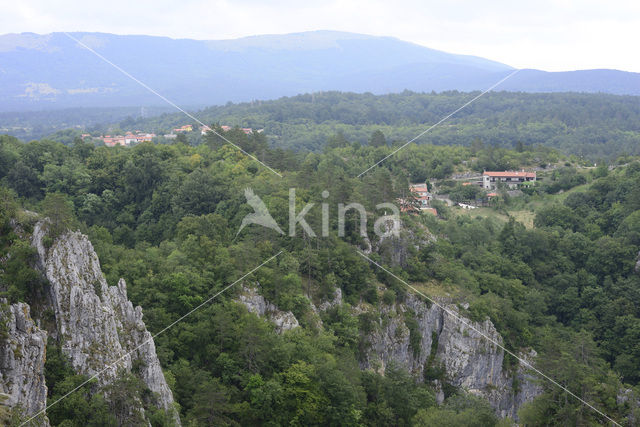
[201,125,212,135]
[400,203,419,214]
[103,136,126,147]
[124,132,138,145]
[173,125,193,133]
[99,132,155,147]
[409,183,432,209]
[136,133,155,142]
[482,171,536,189]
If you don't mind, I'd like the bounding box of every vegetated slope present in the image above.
[116,91,640,159]
[5,91,640,161]
[2,130,640,425]
[0,212,180,425]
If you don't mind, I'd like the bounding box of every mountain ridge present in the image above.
[0,30,638,112]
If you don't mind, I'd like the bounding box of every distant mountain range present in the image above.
[1,30,639,111]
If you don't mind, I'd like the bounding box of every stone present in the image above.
[361,293,542,419]
[237,285,299,333]
[0,300,49,425]
[31,222,180,425]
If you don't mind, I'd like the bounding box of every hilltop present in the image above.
[1,31,640,111]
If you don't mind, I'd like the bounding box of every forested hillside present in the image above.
[102,91,640,159]
[2,128,640,425]
[7,91,640,161]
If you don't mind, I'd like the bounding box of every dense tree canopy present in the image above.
[1,124,640,425]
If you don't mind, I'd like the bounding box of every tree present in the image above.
[411,394,501,427]
[534,204,582,231]
[369,130,387,147]
[0,136,19,179]
[326,131,349,149]
[171,169,227,216]
[41,193,78,238]
[7,162,42,199]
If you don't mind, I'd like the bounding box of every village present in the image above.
[405,170,537,213]
[82,124,538,213]
[83,124,261,147]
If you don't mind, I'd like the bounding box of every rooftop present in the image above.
[483,171,536,178]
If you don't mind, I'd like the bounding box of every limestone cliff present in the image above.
[31,222,180,425]
[0,301,49,425]
[237,285,299,333]
[236,280,540,420]
[361,293,542,419]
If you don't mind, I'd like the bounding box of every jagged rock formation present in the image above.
[318,288,342,312]
[374,219,435,268]
[236,279,540,419]
[361,293,542,419]
[237,285,299,333]
[31,222,180,425]
[0,300,49,425]
[617,388,640,425]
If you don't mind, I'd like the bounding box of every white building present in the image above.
[482,171,536,189]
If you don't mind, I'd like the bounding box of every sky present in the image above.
[1,0,639,72]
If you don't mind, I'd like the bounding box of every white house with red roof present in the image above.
[482,171,536,189]
[409,183,432,209]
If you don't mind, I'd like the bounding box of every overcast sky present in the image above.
[2,0,639,72]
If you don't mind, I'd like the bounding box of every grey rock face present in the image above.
[0,301,49,425]
[237,285,299,333]
[362,293,542,419]
[374,220,435,268]
[32,222,180,425]
[318,288,342,312]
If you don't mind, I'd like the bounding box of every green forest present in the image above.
[8,91,640,160]
[1,102,640,426]
[86,91,640,160]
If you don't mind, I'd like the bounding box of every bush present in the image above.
[382,289,396,305]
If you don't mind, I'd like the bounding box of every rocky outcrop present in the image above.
[237,285,299,333]
[318,288,342,312]
[617,388,640,425]
[31,222,180,425]
[361,293,542,419]
[374,219,435,268]
[0,301,49,425]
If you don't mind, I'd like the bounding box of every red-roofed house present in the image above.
[173,125,193,133]
[482,171,536,189]
[103,136,126,147]
[409,183,432,209]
